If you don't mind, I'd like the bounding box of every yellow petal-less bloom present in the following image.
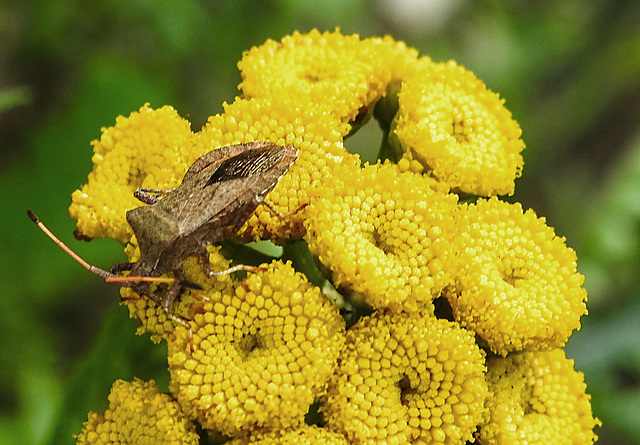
[447,197,588,355]
[74,378,199,445]
[394,59,525,196]
[166,260,345,436]
[305,162,458,310]
[226,426,349,444]
[70,104,195,243]
[321,311,488,445]
[238,29,391,124]
[479,349,600,444]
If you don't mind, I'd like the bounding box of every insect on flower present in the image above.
[29,141,298,341]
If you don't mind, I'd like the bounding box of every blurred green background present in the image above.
[1,1,639,444]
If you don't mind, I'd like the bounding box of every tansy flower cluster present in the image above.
[68,29,598,444]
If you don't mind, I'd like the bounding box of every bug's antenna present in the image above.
[28,210,119,281]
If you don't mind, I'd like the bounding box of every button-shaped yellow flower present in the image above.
[394,59,525,196]
[321,311,488,445]
[166,260,345,436]
[239,29,392,124]
[447,197,588,355]
[74,378,199,445]
[305,161,458,310]
[479,349,600,444]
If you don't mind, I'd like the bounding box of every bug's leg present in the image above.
[110,261,135,274]
[208,263,265,277]
[120,293,142,303]
[158,303,193,353]
[258,199,308,220]
[197,249,265,278]
[134,187,176,205]
[133,284,195,353]
[158,268,194,353]
[160,268,185,310]
[120,267,195,352]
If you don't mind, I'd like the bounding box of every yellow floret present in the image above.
[226,425,349,444]
[166,260,345,436]
[393,59,525,196]
[321,310,488,445]
[74,378,199,445]
[305,161,458,310]
[238,29,392,124]
[479,349,600,444]
[447,197,588,355]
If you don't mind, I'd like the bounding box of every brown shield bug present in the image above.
[29,141,298,338]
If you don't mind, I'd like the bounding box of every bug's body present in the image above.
[126,142,297,278]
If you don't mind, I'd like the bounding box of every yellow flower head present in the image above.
[305,161,458,310]
[321,311,488,445]
[393,59,525,196]
[479,349,600,444]
[74,378,199,445]
[238,29,392,124]
[226,426,349,444]
[447,197,588,355]
[166,260,345,436]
